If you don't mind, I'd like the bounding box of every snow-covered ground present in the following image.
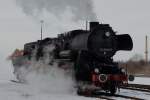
[0,80,96,100]
[1,78,150,100]
[129,76,150,85]
[0,59,150,100]
[119,89,150,100]
[0,59,97,100]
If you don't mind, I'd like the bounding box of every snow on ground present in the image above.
[119,89,150,100]
[1,79,150,100]
[0,60,97,100]
[104,85,150,100]
[0,59,150,100]
[129,76,150,85]
[0,80,96,100]
[0,76,150,100]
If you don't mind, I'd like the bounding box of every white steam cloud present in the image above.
[12,45,75,94]
[16,0,97,21]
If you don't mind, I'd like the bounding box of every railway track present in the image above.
[89,93,144,100]
[80,83,150,100]
[121,83,150,93]
[96,94,144,100]
[11,80,150,99]
[83,91,144,100]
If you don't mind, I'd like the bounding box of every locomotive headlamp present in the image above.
[121,68,126,73]
[105,32,111,37]
[94,68,99,73]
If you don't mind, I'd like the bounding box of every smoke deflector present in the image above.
[116,34,133,51]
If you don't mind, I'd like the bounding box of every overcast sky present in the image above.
[0,0,150,78]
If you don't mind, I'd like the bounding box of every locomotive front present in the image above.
[70,22,133,94]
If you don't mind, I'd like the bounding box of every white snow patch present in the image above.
[0,81,96,100]
[129,77,150,85]
[119,89,150,100]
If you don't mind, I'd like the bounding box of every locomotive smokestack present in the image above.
[90,22,99,31]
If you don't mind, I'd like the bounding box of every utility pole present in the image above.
[40,20,44,40]
[145,35,148,63]
[86,21,88,31]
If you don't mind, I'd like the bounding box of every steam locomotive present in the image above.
[10,22,133,95]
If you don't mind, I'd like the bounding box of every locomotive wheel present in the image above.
[110,84,117,95]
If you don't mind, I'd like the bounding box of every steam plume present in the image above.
[16,0,97,21]
[11,44,75,94]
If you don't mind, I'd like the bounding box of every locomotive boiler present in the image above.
[10,21,133,95]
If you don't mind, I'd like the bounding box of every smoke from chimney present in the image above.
[16,0,97,21]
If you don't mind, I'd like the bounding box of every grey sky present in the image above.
[93,0,150,60]
[0,0,150,67]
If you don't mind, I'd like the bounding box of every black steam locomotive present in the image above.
[11,22,133,95]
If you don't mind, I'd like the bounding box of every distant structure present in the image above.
[145,35,148,63]
[40,20,44,40]
[86,21,88,30]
